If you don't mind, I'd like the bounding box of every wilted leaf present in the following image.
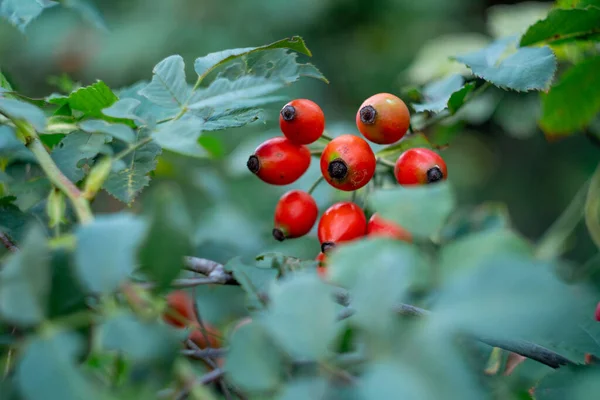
[103,130,161,204]
[74,213,147,294]
[412,74,466,113]
[80,119,135,143]
[262,273,339,361]
[51,131,111,182]
[0,0,58,33]
[0,97,46,131]
[138,185,193,291]
[369,181,456,238]
[0,226,49,326]
[540,55,600,137]
[16,331,111,400]
[454,36,557,92]
[520,7,600,47]
[98,311,181,364]
[225,320,284,393]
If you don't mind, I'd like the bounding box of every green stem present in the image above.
[15,121,93,224]
[310,149,322,156]
[307,176,324,195]
[376,157,395,168]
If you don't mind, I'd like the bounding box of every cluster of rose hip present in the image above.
[246,93,448,275]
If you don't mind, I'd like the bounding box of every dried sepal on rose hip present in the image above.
[394,148,448,186]
[279,99,325,145]
[356,93,411,145]
[247,137,311,185]
[318,201,367,252]
[367,213,412,242]
[320,134,376,191]
[272,190,318,241]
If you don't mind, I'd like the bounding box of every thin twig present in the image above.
[183,257,237,285]
[181,347,227,360]
[199,368,225,385]
[0,232,18,253]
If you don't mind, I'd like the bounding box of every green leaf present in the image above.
[0,226,49,326]
[224,320,284,393]
[102,98,143,124]
[79,120,135,143]
[48,81,118,119]
[412,74,466,113]
[0,0,58,33]
[374,133,433,160]
[201,107,264,131]
[188,76,283,111]
[151,115,205,158]
[16,331,110,400]
[327,238,428,291]
[138,55,190,111]
[242,48,327,84]
[0,196,42,243]
[536,365,600,400]
[103,130,161,204]
[454,36,557,92]
[224,257,278,309]
[60,0,108,32]
[48,249,88,319]
[585,163,600,249]
[51,131,111,182]
[360,360,434,399]
[74,213,147,294]
[439,202,512,243]
[276,377,328,400]
[116,82,174,122]
[539,55,600,137]
[447,82,477,114]
[348,241,425,335]
[369,181,456,238]
[520,7,600,47]
[439,229,533,282]
[194,36,313,81]
[262,273,338,361]
[138,184,193,291]
[432,256,592,340]
[0,70,14,93]
[98,311,180,364]
[0,97,46,131]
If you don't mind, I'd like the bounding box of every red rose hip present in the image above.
[320,134,376,191]
[247,137,311,185]
[356,93,410,145]
[394,148,448,185]
[367,213,412,242]
[318,201,367,252]
[272,190,318,241]
[163,290,196,328]
[279,99,325,145]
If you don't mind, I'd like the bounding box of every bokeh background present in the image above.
[0,0,598,279]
